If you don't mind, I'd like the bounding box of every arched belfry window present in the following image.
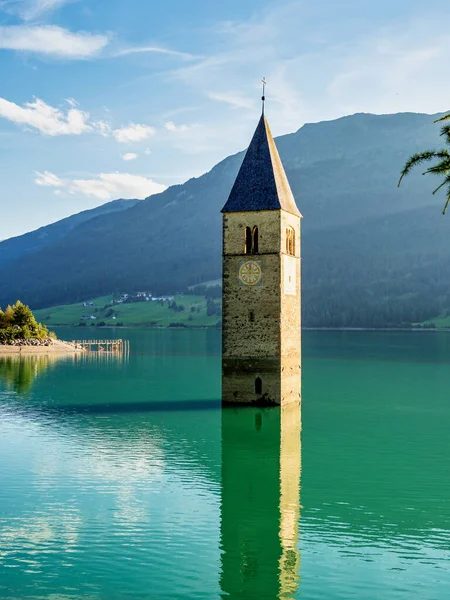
[255,377,263,395]
[244,227,252,254]
[244,226,259,255]
[252,227,259,254]
[286,227,295,256]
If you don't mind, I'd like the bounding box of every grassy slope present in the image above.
[419,315,450,328]
[34,295,221,328]
[33,295,450,330]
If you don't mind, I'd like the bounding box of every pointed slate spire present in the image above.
[221,115,301,217]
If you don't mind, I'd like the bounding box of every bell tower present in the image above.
[221,111,302,406]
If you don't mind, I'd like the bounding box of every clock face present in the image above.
[239,260,262,286]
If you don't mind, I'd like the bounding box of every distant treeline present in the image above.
[189,284,222,299]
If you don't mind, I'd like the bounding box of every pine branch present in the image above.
[399,114,450,214]
[434,112,450,124]
[443,186,450,214]
[440,124,450,140]
[398,150,442,186]
[423,157,450,176]
[432,175,450,195]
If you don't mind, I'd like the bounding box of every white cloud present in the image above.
[113,123,155,143]
[70,173,164,199]
[0,25,109,58]
[0,97,94,135]
[34,170,167,200]
[0,96,158,148]
[164,121,189,133]
[121,152,137,161]
[34,170,63,187]
[144,148,151,155]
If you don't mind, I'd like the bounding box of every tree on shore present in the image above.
[398,113,450,214]
[0,301,54,343]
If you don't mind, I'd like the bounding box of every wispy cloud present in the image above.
[113,123,155,143]
[0,4,194,64]
[168,6,316,135]
[170,3,450,140]
[34,170,62,186]
[323,21,450,117]
[0,0,77,20]
[113,45,196,60]
[34,170,167,200]
[160,122,222,155]
[0,25,109,58]
[24,0,76,20]
[207,92,254,110]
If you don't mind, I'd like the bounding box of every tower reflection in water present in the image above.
[220,403,301,600]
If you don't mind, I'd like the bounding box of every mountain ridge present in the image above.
[1,110,449,327]
[0,198,139,267]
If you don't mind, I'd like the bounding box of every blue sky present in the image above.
[1,0,450,239]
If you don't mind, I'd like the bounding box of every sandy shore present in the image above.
[0,339,84,355]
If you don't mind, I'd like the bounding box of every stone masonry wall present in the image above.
[280,210,301,404]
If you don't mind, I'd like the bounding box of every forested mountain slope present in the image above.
[0,199,138,266]
[0,111,449,327]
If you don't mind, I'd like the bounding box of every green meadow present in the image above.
[34,294,221,328]
[419,314,450,329]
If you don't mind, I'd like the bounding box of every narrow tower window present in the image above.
[255,377,263,395]
[249,311,255,322]
[244,226,252,254]
[286,227,295,256]
[252,226,259,254]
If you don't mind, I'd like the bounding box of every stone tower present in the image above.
[221,113,302,406]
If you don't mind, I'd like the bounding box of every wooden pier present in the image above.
[73,339,129,354]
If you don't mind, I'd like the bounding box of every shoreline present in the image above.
[47,325,448,332]
[0,339,84,355]
[302,327,446,332]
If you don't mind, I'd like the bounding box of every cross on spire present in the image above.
[261,77,266,114]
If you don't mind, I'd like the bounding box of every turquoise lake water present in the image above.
[1,329,450,599]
